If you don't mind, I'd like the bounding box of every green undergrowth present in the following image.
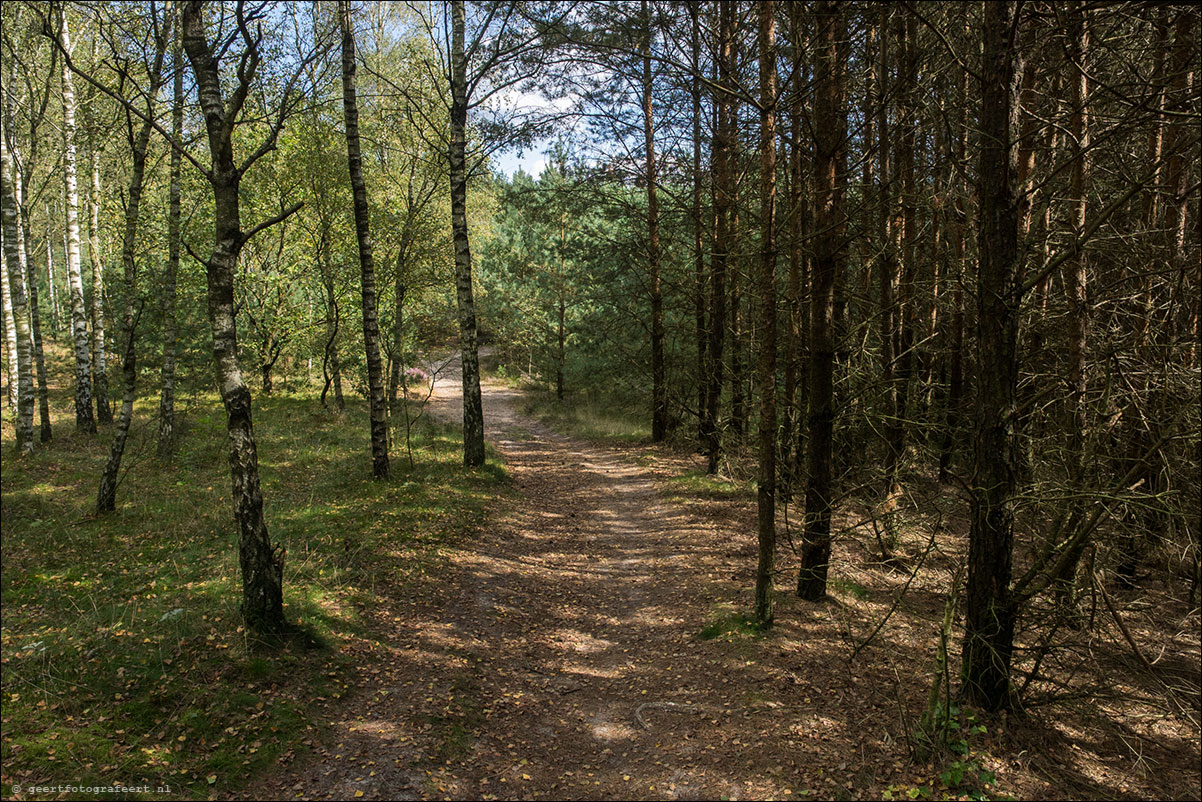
[665,468,754,501]
[1,390,508,799]
[697,604,772,641]
[516,383,650,443]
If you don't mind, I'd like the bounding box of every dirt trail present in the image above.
[265,354,822,801]
[409,352,778,799]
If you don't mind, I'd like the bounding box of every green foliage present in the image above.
[830,577,871,600]
[906,704,1005,801]
[697,605,771,641]
[480,146,701,430]
[665,468,754,500]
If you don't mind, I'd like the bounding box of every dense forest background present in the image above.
[2,1,1199,799]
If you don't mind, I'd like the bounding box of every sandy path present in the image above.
[411,352,758,799]
[261,353,814,801]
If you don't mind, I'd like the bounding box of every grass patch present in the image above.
[697,606,770,641]
[517,385,650,443]
[667,468,754,500]
[830,577,871,600]
[1,380,508,799]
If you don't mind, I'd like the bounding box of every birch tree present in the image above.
[339,0,389,479]
[58,5,95,433]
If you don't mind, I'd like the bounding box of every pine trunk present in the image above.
[797,0,845,602]
[754,0,778,626]
[876,6,898,487]
[961,0,1023,712]
[642,0,666,442]
[938,8,969,483]
[705,0,733,474]
[1053,2,1091,604]
[887,11,916,487]
[691,5,706,443]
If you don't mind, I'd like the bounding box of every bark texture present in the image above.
[1,127,34,453]
[158,15,183,459]
[691,5,706,443]
[97,16,168,513]
[450,0,486,468]
[87,148,111,425]
[797,0,845,602]
[961,0,1024,712]
[340,0,389,479]
[1,214,18,412]
[704,0,733,474]
[754,0,777,626]
[182,0,285,633]
[642,0,666,442]
[58,9,95,433]
[18,188,51,442]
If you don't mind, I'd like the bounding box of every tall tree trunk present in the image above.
[961,0,1023,713]
[754,0,778,626]
[340,0,390,479]
[389,265,406,409]
[5,58,53,442]
[1053,2,1091,605]
[730,207,745,441]
[642,0,667,442]
[939,6,969,483]
[797,0,845,602]
[2,60,22,414]
[45,203,58,335]
[1164,12,1195,353]
[1,127,34,453]
[705,0,733,474]
[875,5,898,487]
[1013,59,1042,487]
[691,4,706,443]
[87,147,112,424]
[779,61,804,496]
[779,4,804,495]
[450,0,486,468]
[98,13,169,512]
[158,17,183,459]
[729,56,745,444]
[1,226,18,412]
[320,264,345,412]
[556,295,566,401]
[886,10,916,487]
[17,189,51,442]
[58,8,95,433]
[182,0,286,633]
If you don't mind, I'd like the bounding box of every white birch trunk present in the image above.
[59,9,95,432]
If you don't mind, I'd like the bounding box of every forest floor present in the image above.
[251,351,1201,802]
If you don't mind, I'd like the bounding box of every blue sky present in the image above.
[492,143,551,179]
